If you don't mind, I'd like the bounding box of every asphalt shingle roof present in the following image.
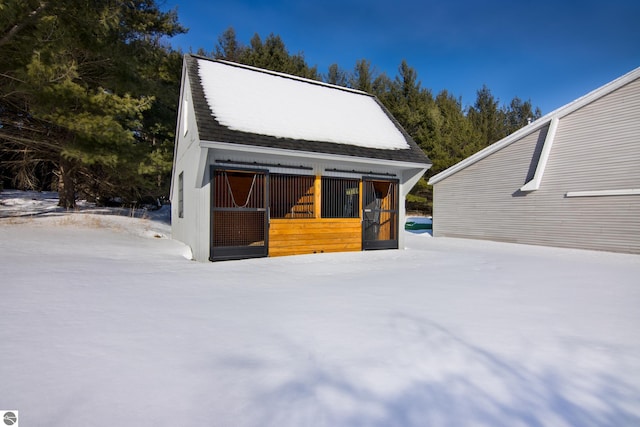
[186,55,432,166]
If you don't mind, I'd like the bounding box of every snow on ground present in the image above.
[0,189,172,240]
[1,191,639,426]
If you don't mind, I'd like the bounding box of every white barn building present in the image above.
[171,55,431,261]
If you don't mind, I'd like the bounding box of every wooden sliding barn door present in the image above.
[210,168,268,261]
[362,178,399,250]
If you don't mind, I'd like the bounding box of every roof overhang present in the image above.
[200,140,432,171]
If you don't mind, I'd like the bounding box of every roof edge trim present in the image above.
[200,140,432,169]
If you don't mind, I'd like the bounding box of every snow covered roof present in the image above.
[198,59,408,150]
[428,66,640,185]
[184,55,431,165]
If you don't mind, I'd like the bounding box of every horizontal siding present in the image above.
[433,124,549,243]
[269,218,361,257]
[433,77,640,254]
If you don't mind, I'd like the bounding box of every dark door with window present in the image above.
[210,168,268,261]
[362,178,399,250]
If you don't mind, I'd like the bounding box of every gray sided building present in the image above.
[429,67,640,254]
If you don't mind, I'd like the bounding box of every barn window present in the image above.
[178,172,184,218]
[269,174,315,218]
[321,177,360,218]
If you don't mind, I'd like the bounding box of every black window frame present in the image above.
[321,177,360,219]
[269,173,316,219]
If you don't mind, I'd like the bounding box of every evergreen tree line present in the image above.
[208,28,542,211]
[0,0,184,208]
[0,6,541,212]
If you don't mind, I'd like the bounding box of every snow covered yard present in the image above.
[1,191,639,426]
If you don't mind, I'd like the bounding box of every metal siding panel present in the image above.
[433,77,640,253]
[433,126,548,241]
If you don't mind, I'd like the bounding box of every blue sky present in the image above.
[162,0,639,114]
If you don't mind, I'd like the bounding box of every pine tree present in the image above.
[350,59,375,93]
[467,85,507,147]
[241,33,316,79]
[214,27,245,61]
[0,0,185,207]
[136,50,184,201]
[504,97,542,133]
[324,63,348,87]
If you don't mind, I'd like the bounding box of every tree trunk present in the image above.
[58,156,76,209]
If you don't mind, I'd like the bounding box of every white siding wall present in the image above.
[433,77,640,254]
[171,72,211,261]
